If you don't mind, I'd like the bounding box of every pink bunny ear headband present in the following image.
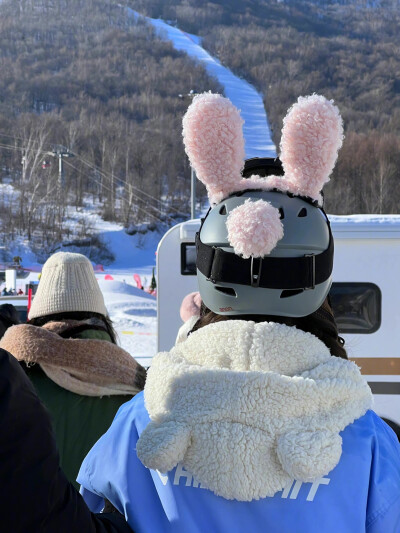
[183,93,343,259]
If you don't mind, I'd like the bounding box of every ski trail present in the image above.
[128,10,276,159]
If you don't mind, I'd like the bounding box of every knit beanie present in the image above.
[28,252,107,320]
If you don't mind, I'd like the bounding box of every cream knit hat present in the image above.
[28,252,107,320]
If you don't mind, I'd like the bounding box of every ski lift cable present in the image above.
[0,144,59,173]
[72,152,185,216]
[0,130,56,149]
[70,151,186,216]
[0,142,51,158]
[62,158,176,225]
[0,142,46,154]
[0,131,189,218]
[62,158,175,222]
[0,134,189,219]
[0,132,58,155]
[63,160,170,226]
[0,140,176,225]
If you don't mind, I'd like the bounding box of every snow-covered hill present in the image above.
[1,12,277,365]
[99,279,156,367]
[128,9,276,159]
[99,15,277,362]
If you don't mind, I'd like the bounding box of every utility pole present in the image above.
[179,90,199,220]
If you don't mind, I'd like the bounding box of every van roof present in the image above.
[178,215,400,242]
[329,215,400,239]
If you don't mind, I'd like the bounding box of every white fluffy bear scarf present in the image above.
[137,321,372,502]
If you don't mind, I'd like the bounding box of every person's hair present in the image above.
[0,304,21,339]
[190,297,347,359]
[28,311,117,345]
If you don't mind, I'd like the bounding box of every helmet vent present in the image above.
[298,207,307,217]
[219,205,227,215]
[278,207,285,219]
[280,289,304,299]
[215,286,237,297]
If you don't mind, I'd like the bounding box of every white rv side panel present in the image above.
[157,222,200,353]
[156,216,400,428]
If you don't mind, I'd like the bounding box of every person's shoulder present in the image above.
[342,409,400,461]
[358,411,400,531]
[118,389,145,412]
[113,390,150,430]
[352,410,400,445]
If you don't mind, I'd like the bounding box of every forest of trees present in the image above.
[0,0,399,261]
[128,0,400,215]
[0,0,221,260]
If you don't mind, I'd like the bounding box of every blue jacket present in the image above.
[79,391,400,533]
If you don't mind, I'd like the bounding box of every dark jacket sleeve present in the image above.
[0,349,133,533]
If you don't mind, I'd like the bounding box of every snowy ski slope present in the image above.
[3,11,279,366]
[129,10,276,159]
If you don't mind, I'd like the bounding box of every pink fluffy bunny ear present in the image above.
[280,94,344,203]
[182,92,245,204]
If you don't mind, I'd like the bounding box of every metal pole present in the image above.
[179,90,199,220]
[191,167,196,219]
[58,152,64,191]
[21,155,26,182]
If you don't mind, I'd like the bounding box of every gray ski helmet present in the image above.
[183,94,343,318]
[196,188,333,318]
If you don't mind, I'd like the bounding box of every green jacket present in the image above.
[24,328,133,490]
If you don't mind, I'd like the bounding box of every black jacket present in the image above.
[0,348,133,533]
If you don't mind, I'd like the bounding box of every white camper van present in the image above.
[157,215,400,434]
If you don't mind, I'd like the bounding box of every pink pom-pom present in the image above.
[226,199,284,259]
[180,291,202,322]
[280,94,344,202]
[182,93,245,204]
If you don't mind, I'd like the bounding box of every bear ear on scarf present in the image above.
[136,420,191,474]
[182,92,343,259]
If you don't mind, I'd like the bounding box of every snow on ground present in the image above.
[65,205,159,276]
[329,214,400,224]
[3,11,279,365]
[98,280,156,367]
[104,9,279,361]
[0,191,159,363]
[0,182,43,269]
[128,9,276,159]
[60,203,159,364]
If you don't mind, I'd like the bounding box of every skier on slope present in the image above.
[77,93,400,532]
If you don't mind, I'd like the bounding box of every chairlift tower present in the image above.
[45,145,74,192]
[45,146,74,226]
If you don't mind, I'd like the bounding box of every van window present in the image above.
[181,243,197,275]
[330,282,381,334]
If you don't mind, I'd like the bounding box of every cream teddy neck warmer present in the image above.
[137,321,372,502]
